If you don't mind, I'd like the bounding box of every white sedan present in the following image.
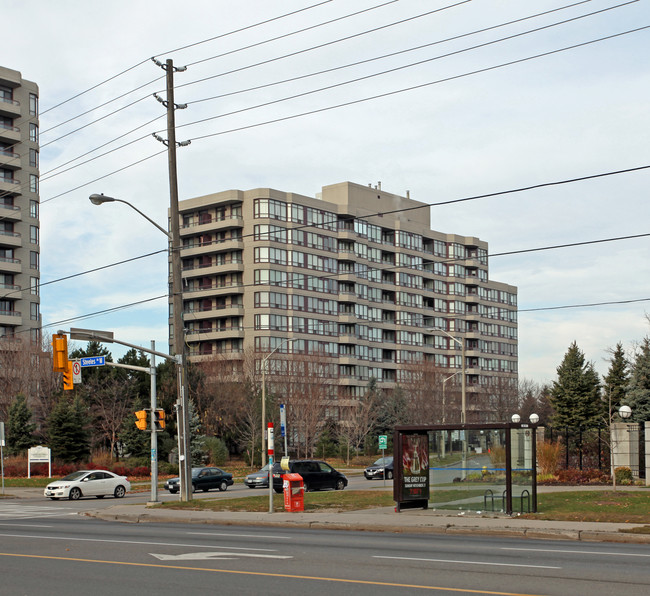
[44,470,131,500]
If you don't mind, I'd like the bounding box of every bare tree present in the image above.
[276,351,335,458]
[338,380,381,464]
[396,358,449,425]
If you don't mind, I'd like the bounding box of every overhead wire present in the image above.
[37,166,650,330]
[173,2,636,133]
[32,22,648,207]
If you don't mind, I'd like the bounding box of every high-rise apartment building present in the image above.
[174,182,517,422]
[0,66,40,343]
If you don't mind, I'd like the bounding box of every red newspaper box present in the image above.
[283,473,304,512]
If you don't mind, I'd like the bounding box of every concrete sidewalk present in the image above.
[85,501,650,544]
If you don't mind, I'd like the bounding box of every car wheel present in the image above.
[114,485,126,498]
[219,481,228,492]
[192,484,197,493]
[386,470,393,480]
[202,487,210,492]
[68,487,82,501]
[96,495,105,499]
[169,489,178,494]
[303,483,310,493]
[274,488,283,494]
[335,479,345,491]
[49,497,59,501]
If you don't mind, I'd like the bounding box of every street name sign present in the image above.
[80,356,105,367]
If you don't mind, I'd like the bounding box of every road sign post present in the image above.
[379,435,388,487]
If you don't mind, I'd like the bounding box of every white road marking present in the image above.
[502,547,650,558]
[186,531,291,540]
[373,555,561,569]
[0,532,277,551]
[150,551,292,561]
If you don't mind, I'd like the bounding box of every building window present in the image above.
[29,148,39,168]
[30,302,39,321]
[0,85,12,101]
[31,328,40,343]
[30,200,38,218]
[29,123,38,143]
[30,174,38,193]
[30,251,39,270]
[30,277,39,296]
[30,225,39,244]
[29,93,38,116]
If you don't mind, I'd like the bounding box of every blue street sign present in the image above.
[80,356,105,367]
[280,404,286,437]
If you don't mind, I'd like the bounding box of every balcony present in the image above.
[0,97,21,118]
[0,178,21,197]
[0,230,21,248]
[184,303,244,321]
[0,256,21,274]
[0,123,20,143]
[0,309,22,327]
[0,149,20,169]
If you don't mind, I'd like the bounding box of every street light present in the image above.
[89,192,192,502]
[610,404,633,490]
[427,327,466,424]
[261,337,295,514]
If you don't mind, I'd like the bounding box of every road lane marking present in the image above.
[0,553,549,595]
[374,555,561,569]
[0,524,53,528]
[0,532,276,551]
[186,531,291,539]
[150,551,292,561]
[502,547,650,558]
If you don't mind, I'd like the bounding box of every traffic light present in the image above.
[63,361,74,391]
[135,410,148,431]
[52,333,68,372]
[154,409,166,431]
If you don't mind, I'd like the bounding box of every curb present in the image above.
[84,509,650,544]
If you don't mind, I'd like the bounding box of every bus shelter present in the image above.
[393,422,538,515]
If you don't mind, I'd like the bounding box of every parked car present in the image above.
[44,470,131,501]
[245,464,271,489]
[364,456,394,480]
[272,460,347,493]
[165,466,233,494]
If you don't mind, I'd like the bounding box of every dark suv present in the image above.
[272,460,347,493]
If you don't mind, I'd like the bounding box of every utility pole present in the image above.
[153,57,192,502]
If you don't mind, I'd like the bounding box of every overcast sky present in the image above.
[4,0,648,384]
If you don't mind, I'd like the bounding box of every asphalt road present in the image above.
[0,502,649,595]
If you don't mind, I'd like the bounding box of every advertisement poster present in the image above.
[400,433,429,501]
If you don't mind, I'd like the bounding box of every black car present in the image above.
[272,460,347,493]
[165,466,233,494]
[244,464,271,489]
[364,456,394,480]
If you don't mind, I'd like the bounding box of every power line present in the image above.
[187,0,602,105]
[188,26,649,143]
[519,297,650,313]
[175,3,634,133]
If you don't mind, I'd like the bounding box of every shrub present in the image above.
[203,437,228,466]
[555,468,610,485]
[614,466,633,485]
[537,440,563,475]
[489,446,505,466]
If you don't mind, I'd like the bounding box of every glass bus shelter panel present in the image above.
[510,428,535,514]
[429,429,508,512]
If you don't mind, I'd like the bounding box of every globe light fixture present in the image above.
[529,413,540,424]
[618,405,632,419]
[511,414,521,423]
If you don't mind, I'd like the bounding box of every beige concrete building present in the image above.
[174,182,517,421]
[0,66,40,343]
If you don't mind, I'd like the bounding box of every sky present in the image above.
[3,0,649,385]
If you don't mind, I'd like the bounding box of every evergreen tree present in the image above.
[118,396,151,459]
[47,396,91,462]
[6,394,37,455]
[626,337,650,423]
[603,342,629,413]
[550,342,602,429]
